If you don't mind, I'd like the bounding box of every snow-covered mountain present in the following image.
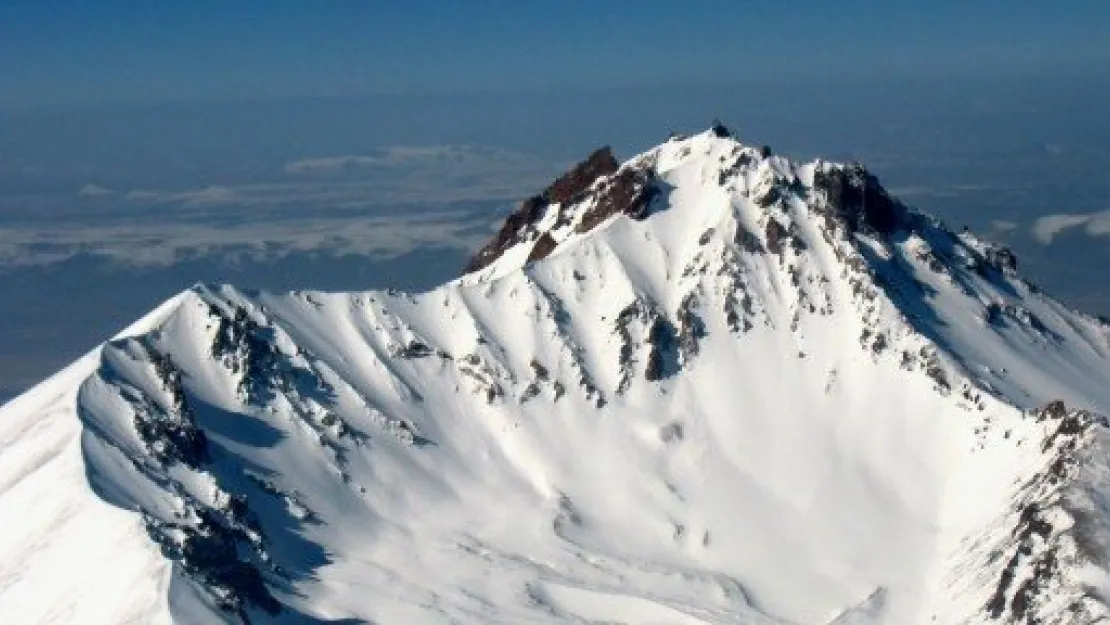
[3,126,1110,625]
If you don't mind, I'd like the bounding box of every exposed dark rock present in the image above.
[456,353,505,404]
[710,120,732,138]
[871,332,888,354]
[461,143,661,273]
[985,244,1019,274]
[921,251,945,274]
[1040,403,1107,452]
[521,359,552,402]
[725,295,754,334]
[549,147,620,206]
[644,316,680,382]
[611,300,681,390]
[521,383,541,402]
[132,400,208,468]
[986,496,1061,621]
[464,196,547,274]
[210,305,334,406]
[1041,400,1069,421]
[576,167,659,233]
[529,360,550,380]
[984,402,1110,622]
[146,513,281,618]
[211,308,283,403]
[765,219,788,256]
[126,343,208,468]
[718,153,753,186]
[924,362,949,392]
[614,302,645,393]
[985,302,1004,326]
[987,552,1019,619]
[397,340,434,359]
[754,183,782,209]
[735,223,764,254]
[677,293,707,361]
[464,147,619,273]
[813,166,904,236]
[527,232,558,263]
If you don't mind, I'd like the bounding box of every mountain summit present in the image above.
[3,127,1110,624]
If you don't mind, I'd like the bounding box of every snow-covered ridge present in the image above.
[464,126,1110,411]
[2,127,1110,624]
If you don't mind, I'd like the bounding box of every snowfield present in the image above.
[2,128,1110,624]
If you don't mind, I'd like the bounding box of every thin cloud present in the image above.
[0,210,496,269]
[1032,211,1110,245]
[127,185,238,207]
[78,184,114,197]
[283,145,550,175]
[886,184,994,200]
[125,145,558,209]
[0,143,558,270]
[285,156,380,175]
[124,178,544,209]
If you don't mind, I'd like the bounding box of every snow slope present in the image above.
[3,127,1110,624]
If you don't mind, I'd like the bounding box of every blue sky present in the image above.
[2,1,1108,107]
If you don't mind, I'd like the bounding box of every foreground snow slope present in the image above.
[2,128,1110,624]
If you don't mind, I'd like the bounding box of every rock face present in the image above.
[575,167,658,233]
[812,165,905,236]
[547,147,621,205]
[464,145,663,273]
[4,127,1110,625]
[972,402,1110,625]
[464,147,619,272]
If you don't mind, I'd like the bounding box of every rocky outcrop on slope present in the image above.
[130,340,209,467]
[958,401,1110,625]
[574,166,658,233]
[464,147,620,272]
[88,335,285,621]
[464,144,664,272]
[812,165,906,236]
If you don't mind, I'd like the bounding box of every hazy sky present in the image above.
[2,1,1108,108]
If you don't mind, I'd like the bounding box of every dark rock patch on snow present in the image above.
[464,147,619,273]
[813,166,904,236]
[576,167,659,233]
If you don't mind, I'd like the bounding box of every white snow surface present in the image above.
[2,130,1110,624]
